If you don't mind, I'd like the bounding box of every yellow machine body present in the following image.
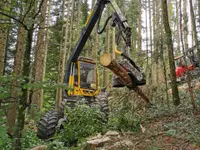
[68,57,100,97]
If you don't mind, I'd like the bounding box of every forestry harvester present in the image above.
[175,47,200,82]
[37,0,150,139]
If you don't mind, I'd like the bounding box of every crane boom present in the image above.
[64,0,132,86]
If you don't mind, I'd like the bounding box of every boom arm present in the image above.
[64,0,132,84]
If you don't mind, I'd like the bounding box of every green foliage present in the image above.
[0,113,11,150]
[46,140,66,150]
[165,129,176,136]
[57,105,105,147]
[108,106,141,132]
[21,129,45,149]
[0,76,12,100]
[194,90,200,106]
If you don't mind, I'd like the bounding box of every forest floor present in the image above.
[28,83,200,150]
[84,106,200,150]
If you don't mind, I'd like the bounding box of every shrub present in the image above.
[0,123,11,150]
[58,104,105,147]
[108,106,141,132]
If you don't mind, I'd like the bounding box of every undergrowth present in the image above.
[1,84,200,149]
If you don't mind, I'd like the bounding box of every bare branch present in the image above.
[0,11,28,30]
[22,0,34,23]
[33,0,45,19]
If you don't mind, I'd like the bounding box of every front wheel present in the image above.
[93,92,109,120]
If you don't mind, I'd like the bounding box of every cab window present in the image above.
[80,61,96,89]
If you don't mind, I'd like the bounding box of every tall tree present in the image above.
[176,0,181,54]
[67,0,75,60]
[31,0,48,113]
[198,0,200,22]
[182,0,196,109]
[7,27,25,135]
[41,0,51,109]
[145,0,149,69]
[2,0,48,147]
[0,0,10,76]
[148,0,153,85]
[103,7,110,87]
[56,0,71,110]
[162,0,180,106]
[138,0,142,62]
[151,0,158,85]
[189,0,200,62]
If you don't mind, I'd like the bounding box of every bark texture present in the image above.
[162,0,180,106]
[0,0,10,75]
[7,27,25,135]
[56,0,70,110]
[189,0,200,62]
[31,0,48,112]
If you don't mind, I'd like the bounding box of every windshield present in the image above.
[80,61,97,89]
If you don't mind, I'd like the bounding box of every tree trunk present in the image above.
[138,0,142,59]
[148,0,153,85]
[103,7,110,87]
[182,0,196,109]
[12,26,34,150]
[56,0,70,110]
[145,0,148,71]
[112,27,116,59]
[67,0,75,60]
[0,1,10,76]
[155,0,160,84]
[160,4,169,107]
[6,27,25,135]
[189,0,200,62]
[76,0,82,42]
[198,0,200,23]
[176,0,181,54]
[162,0,180,106]
[40,0,51,109]
[0,29,8,76]
[31,0,48,113]
[92,0,98,61]
[95,31,99,60]
[12,0,40,147]
[152,0,158,85]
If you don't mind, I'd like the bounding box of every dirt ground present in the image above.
[84,108,200,150]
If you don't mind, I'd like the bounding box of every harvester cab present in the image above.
[67,57,99,97]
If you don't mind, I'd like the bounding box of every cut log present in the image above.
[100,53,132,87]
[100,53,150,104]
[30,145,47,150]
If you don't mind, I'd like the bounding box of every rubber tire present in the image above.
[58,100,66,119]
[37,111,59,139]
[94,92,109,120]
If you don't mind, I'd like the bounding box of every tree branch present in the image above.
[0,11,28,30]
[33,0,45,19]
[22,0,34,23]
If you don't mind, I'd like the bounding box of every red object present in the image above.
[175,56,196,78]
[176,66,187,77]
[187,64,195,71]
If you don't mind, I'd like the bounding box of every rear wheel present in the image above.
[37,111,58,139]
[37,101,66,139]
